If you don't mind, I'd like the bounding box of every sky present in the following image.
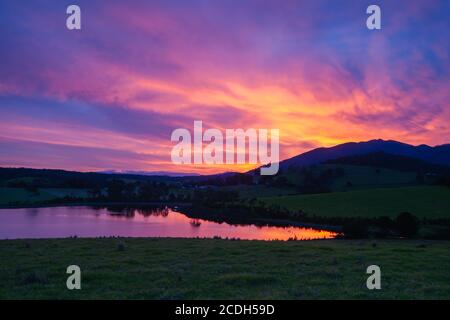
[0,0,449,174]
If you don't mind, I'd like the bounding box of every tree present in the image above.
[106,180,126,200]
[395,212,418,238]
[343,219,369,239]
[88,186,102,199]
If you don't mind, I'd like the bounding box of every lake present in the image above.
[0,206,337,240]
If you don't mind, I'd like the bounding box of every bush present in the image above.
[395,212,419,238]
[343,219,369,239]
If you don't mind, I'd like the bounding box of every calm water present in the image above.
[0,206,337,241]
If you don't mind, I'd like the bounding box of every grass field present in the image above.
[262,186,450,218]
[0,187,89,206]
[0,238,449,299]
[280,164,418,191]
[325,165,418,191]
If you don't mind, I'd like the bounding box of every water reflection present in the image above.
[0,206,338,241]
[25,208,39,217]
[93,205,170,218]
[190,219,202,227]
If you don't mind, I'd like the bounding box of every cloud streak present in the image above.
[0,0,449,173]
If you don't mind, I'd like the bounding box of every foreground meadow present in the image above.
[0,238,449,299]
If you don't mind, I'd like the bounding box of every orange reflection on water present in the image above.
[256,226,337,241]
[98,208,338,241]
[0,206,339,241]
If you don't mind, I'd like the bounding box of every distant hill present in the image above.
[278,139,450,170]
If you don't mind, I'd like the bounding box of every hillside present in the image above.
[278,139,450,170]
[326,151,450,174]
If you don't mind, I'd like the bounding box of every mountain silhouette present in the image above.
[278,139,450,169]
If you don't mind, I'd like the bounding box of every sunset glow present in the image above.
[0,0,449,174]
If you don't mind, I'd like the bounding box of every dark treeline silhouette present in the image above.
[0,167,178,189]
[192,166,346,194]
[98,179,186,202]
[195,173,253,186]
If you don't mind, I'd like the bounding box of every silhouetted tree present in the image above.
[343,219,369,239]
[395,212,418,238]
[106,180,126,200]
[88,186,102,199]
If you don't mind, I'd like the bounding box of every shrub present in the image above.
[343,219,369,239]
[395,212,419,238]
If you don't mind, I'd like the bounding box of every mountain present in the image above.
[278,139,450,170]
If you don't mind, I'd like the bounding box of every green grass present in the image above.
[280,164,419,192]
[0,187,89,206]
[262,186,450,218]
[0,238,449,299]
[326,165,418,191]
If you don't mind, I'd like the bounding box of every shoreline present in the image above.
[0,201,192,210]
[0,201,342,233]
